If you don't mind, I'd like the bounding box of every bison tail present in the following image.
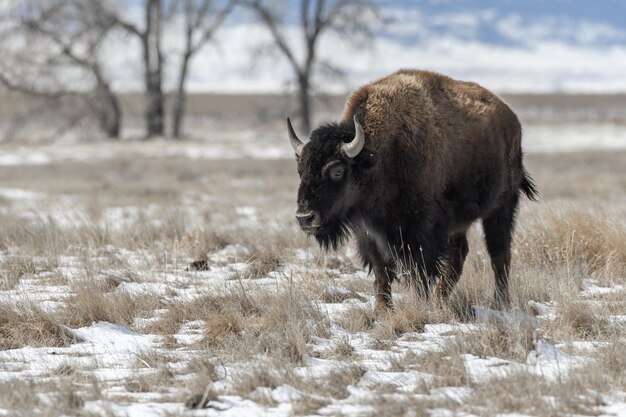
[520,169,539,201]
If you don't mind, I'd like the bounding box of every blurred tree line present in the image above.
[0,0,380,140]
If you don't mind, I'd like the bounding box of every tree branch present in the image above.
[0,69,81,99]
[188,0,236,54]
[243,0,302,75]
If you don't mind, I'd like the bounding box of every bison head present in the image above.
[288,116,377,249]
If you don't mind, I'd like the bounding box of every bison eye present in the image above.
[329,165,345,181]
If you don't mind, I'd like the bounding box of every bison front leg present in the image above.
[434,233,469,300]
[358,238,395,316]
[373,265,395,316]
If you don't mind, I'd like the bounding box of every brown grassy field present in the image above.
[0,141,625,416]
[1,92,626,142]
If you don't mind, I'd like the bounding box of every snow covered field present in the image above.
[1,142,626,416]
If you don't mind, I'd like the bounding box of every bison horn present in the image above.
[287,118,307,156]
[342,116,365,158]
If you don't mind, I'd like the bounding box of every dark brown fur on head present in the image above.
[296,121,377,250]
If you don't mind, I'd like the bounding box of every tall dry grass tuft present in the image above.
[246,289,330,364]
[203,313,241,344]
[413,347,469,387]
[180,229,234,262]
[0,302,72,350]
[243,250,282,279]
[516,206,626,278]
[322,335,354,360]
[336,304,376,333]
[593,341,626,391]
[0,256,36,290]
[0,378,98,417]
[0,215,68,256]
[295,364,367,400]
[373,293,461,339]
[62,286,159,328]
[465,367,613,416]
[143,290,255,336]
[232,364,288,398]
[548,299,611,340]
[144,285,328,363]
[464,371,555,415]
[454,316,535,361]
[182,356,221,408]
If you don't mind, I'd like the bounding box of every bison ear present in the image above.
[287,118,307,156]
[358,150,378,169]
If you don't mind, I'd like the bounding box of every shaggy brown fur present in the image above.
[341,70,524,200]
[292,69,537,314]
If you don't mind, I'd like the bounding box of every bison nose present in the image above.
[296,211,318,229]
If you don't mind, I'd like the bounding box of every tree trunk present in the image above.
[298,73,311,134]
[90,82,121,139]
[172,50,192,139]
[144,0,164,138]
[145,70,164,137]
[99,90,121,139]
[101,89,121,139]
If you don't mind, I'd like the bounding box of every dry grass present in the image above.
[244,289,331,364]
[413,348,469,387]
[323,335,355,360]
[62,285,159,328]
[0,302,71,350]
[232,365,287,397]
[516,207,626,278]
[336,304,376,333]
[0,378,99,417]
[465,371,558,415]
[320,286,366,303]
[203,313,241,343]
[548,299,612,340]
[454,317,535,361]
[463,369,610,416]
[243,250,282,279]
[290,394,331,416]
[125,367,174,393]
[593,341,626,391]
[182,229,235,265]
[0,256,36,290]
[143,290,256,336]
[1,148,626,415]
[297,364,367,400]
[181,356,222,408]
[375,294,459,339]
[144,286,329,364]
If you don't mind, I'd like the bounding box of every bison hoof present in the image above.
[493,293,511,311]
[374,300,393,317]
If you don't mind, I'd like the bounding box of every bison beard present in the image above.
[313,219,352,251]
[289,69,538,315]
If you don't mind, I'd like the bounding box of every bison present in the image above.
[287,70,538,314]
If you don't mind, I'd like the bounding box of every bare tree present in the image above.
[171,0,236,139]
[244,0,379,133]
[0,0,122,139]
[100,0,166,138]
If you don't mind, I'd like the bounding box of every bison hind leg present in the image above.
[434,233,469,301]
[482,194,520,310]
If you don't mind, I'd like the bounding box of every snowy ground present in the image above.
[1,141,626,416]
